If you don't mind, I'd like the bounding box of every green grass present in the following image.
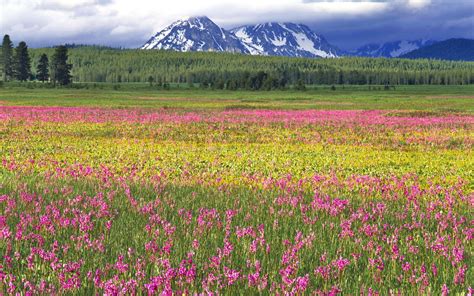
[0,84,473,112]
[1,173,470,294]
[1,82,472,294]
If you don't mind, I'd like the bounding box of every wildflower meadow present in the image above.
[0,91,473,294]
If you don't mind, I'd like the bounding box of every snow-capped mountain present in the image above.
[231,22,340,58]
[351,40,437,58]
[141,16,249,53]
[142,17,340,58]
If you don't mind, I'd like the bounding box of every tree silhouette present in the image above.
[14,41,31,81]
[37,54,49,82]
[51,45,72,86]
[1,35,14,82]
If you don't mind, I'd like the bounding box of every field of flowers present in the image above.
[0,104,473,294]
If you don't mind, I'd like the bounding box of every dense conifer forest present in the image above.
[25,46,472,88]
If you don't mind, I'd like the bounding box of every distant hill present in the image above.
[62,44,119,50]
[401,39,474,61]
[350,40,437,58]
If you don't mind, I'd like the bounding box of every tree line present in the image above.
[1,35,72,85]
[29,46,471,88]
[2,34,473,89]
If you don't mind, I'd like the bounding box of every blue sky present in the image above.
[0,0,472,50]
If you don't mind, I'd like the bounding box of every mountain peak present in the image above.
[231,22,339,58]
[182,16,214,28]
[142,16,341,58]
[188,16,211,21]
[140,17,471,60]
[141,16,248,53]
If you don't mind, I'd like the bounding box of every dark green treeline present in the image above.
[25,46,474,87]
[1,35,72,86]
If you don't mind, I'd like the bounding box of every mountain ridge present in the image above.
[231,22,341,58]
[401,38,474,61]
[142,16,248,53]
[141,16,472,61]
[142,17,340,58]
[351,39,437,58]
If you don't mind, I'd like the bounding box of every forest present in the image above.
[28,46,473,87]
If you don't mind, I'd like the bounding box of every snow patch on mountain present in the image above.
[389,40,420,57]
[233,28,264,55]
[271,36,287,47]
[231,22,340,58]
[142,17,341,58]
[141,16,249,53]
[352,39,437,58]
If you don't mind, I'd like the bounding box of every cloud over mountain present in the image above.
[0,0,471,50]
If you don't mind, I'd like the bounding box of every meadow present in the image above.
[0,85,473,294]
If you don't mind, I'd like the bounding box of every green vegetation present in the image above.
[1,36,72,85]
[26,46,473,86]
[2,35,474,88]
[0,84,473,112]
[0,91,472,294]
[36,53,49,82]
[50,45,73,86]
[1,34,473,295]
[14,41,31,81]
[1,35,14,82]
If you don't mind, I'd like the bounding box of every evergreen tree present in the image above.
[147,75,154,86]
[14,41,31,81]
[36,53,49,82]
[1,35,14,82]
[24,46,473,86]
[51,45,72,86]
[295,79,306,91]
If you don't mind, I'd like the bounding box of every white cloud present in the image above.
[407,0,431,9]
[86,0,389,38]
[0,0,445,48]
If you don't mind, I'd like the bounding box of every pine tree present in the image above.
[295,79,306,91]
[51,45,72,86]
[17,46,472,85]
[147,75,154,86]
[1,35,14,82]
[14,41,31,81]
[37,54,49,82]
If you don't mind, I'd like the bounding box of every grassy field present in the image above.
[0,84,473,112]
[0,85,473,294]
